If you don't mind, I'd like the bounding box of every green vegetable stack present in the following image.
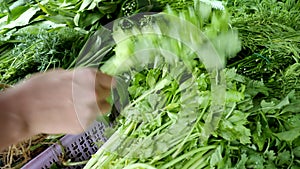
[0,0,300,168]
[84,0,300,168]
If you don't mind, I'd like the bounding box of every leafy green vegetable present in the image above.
[84,1,241,168]
[227,0,300,97]
[1,0,299,168]
[0,25,85,85]
[83,1,300,169]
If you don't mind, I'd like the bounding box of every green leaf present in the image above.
[74,13,80,26]
[265,150,276,161]
[97,2,119,13]
[178,77,194,92]
[292,146,300,158]
[245,80,269,97]
[281,101,300,114]
[167,111,178,122]
[246,153,265,169]
[286,114,300,130]
[235,153,248,169]
[154,78,171,91]
[37,2,58,16]
[219,111,251,144]
[227,110,248,124]
[87,1,97,10]
[252,121,266,151]
[37,15,74,26]
[147,93,158,110]
[237,96,253,112]
[225,68,245,83]
[76,12,103,28]
[237,125,251,144]
[146,70,157,88]
[226,90,244,102]
[260,100,276,113]
[274,127,300,142]
[78,0,93,12]
[277,150,291,166]
[210,145,223,167]
[274,94,290,109]
[0,6,40,29]
[7,5,30,22]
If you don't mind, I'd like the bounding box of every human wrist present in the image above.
[0,87,32,148]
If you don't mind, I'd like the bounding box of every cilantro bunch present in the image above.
[83,1,300,168]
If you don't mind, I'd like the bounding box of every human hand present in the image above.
[13,68,113,135]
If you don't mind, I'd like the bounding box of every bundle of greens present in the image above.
[0,0,170,86]
[0,25,85,85]
[227,0,300,96]
[82,0,300,168]
[0,0,166,33]
[0,0,299,168]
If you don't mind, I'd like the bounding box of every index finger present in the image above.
[95,71,114,90]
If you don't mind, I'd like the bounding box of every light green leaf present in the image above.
[178,77,194,92]
[286,114,300,129]
[78,0,93,11]
[252,121,265,151]
[274,94,290,109]
[281,101,300,114]
[260,100,276,113]
[274,127,300,142]
[1,6,40,29]
[277,150,291,166]
[245,80,269,97]
[235,153,248,169]
[87,1,97,10]
[210,145,223,167]
[228,110,248,124]
[265,150,276,161]
[247,153,265,169]
[7,5,29,22]
[226,90,244,102]
[154,78,171,91]
[167,111,178,122]
[37,2,57,16]
[219,111,251,144]
[147,93,158,110]
[76,12,103,28]
[74,13,80,26]
[239,128,251,144]
[293,146,300,158]
[114,76,130,110]
[146,72,156,88]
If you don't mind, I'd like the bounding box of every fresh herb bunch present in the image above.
[83,1,251,168]
[0,26,85,85]
[155,0,194,10]
[87,67,300,168]
[0,0,299,168]
[227,0,300,96]
[82,1,300,168]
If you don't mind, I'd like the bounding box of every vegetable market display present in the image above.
[0,0,300,168]
[84,1,300,169]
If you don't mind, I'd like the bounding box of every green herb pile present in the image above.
[0,0,169,167]
[0,0,300,168]
[227,0,300,97]
[0,0,163,87]
[83,0,300,169]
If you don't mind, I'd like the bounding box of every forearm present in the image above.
[0,88,31,150]
[0,68,113,149]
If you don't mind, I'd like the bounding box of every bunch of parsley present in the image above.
[82,1,300,168]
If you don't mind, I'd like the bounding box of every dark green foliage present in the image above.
[0,26,85,84]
